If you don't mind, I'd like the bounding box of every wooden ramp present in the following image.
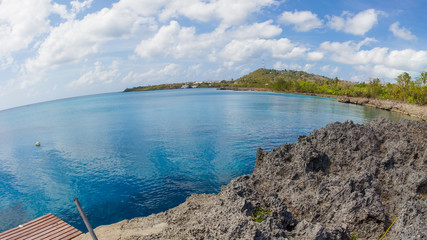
[0,213,82,240]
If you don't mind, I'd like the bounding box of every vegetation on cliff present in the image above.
[124,83,185,91]
[124,68,427,105]
[233,69,426,105]
[123,81,229,92]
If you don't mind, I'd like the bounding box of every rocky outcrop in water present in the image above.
[338,96,427,121]
[75,119,426,240]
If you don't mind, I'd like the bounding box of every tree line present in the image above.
[124,68,427,105]
[233,69,427,105]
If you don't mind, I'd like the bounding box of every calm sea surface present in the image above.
[0,88,415,231]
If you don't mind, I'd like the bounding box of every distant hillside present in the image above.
[123,81,220,92]
[234,68,333,86]
[124,68,426,105]
[231,69,426,105]
[230,68,358,96]
[123,69,344,92]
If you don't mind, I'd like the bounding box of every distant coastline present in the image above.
[216,86,427,121]
[124,85,427,121]
[124,68,427,121]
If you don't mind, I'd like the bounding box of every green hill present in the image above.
[232,68,356,95]
[233,69,425,105]
[124,68,426,105]
[234,68,332,86]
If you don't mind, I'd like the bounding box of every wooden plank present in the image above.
[2,214,60,239]
[0,214,54,238]
[1,214,60,240]
[0,213,82,240]
[26,221,69,240]
[49,227,83,240]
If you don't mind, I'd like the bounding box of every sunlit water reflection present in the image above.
[0,88,415,231]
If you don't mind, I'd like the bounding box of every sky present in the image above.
[1,0,426,110]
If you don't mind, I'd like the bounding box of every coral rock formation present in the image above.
[75,119,426,240]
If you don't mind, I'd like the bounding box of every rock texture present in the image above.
[338,96,427,121]
[75,119,426,240]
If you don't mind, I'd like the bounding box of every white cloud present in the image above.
[68,61,120,88]
[122,63,182,84]
[0,0,56,70]
[135,20,282,60]
[51,2,74,20]
[159,0,277,25]
[21,0,279,74]
[230,20,282,39]
[327,9,381,35]
[158,63,180,76]
[273,61,314,72]
[278,10,323,32]
[320,38,386,65]
[306,51,324,61]
[219,38,309,64]
[219,39,266,63]
[0,0,53,60]
[319,38,427,79]
[132,26,215,61]
[0,55,13,70]
[354,64,406,79]
[389,22,416,40]
[320,65,339,75]
[5,69,46,90]
[113,0,170,17]
[385,49,427,70]
[0,0,96,74]
[320,38,427,71]
[122,70,156,84]
[190,64,202,71]
[26,2,157,72]
[70,0,94,14]
[135,21,204,59]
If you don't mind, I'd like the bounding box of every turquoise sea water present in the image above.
[0,88,414,232]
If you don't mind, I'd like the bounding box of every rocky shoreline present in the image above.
[337,96,427,121]
[218,87,427,121]
[75,119,426,240]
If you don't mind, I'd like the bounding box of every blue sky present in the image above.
[1,0,426,110]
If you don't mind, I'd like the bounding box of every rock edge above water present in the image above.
[338,96,427,121]
[218,87,427,121]
[75,118,427,240]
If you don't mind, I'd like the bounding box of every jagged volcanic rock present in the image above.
[75,118,426,240]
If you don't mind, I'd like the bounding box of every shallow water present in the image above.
[0,88,415,231]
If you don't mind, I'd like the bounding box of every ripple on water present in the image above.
[0,89,416,231]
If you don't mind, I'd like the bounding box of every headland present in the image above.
[75,118,427,239]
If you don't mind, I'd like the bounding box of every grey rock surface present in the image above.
[75,119,426,240]
[337,96,427,121]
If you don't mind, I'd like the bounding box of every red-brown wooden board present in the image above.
[0,213,82,240]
